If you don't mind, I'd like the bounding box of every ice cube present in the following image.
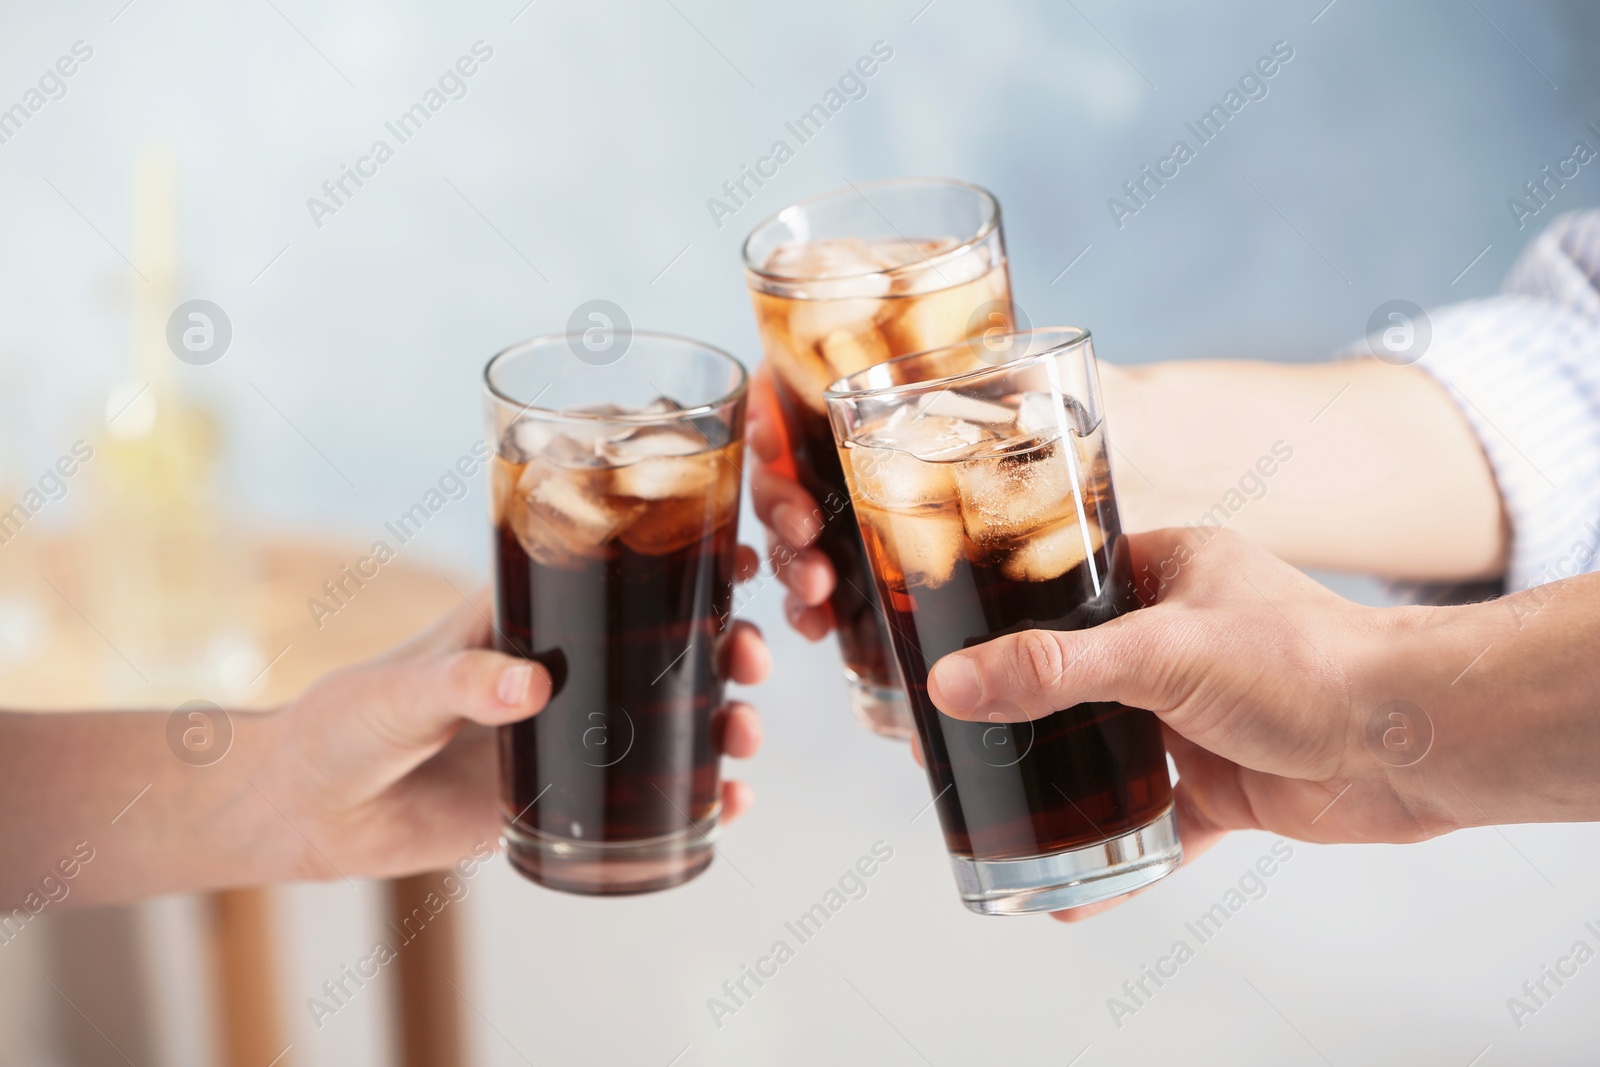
[1074,434,1113,501]
[879,286,973,358]
[1017,392,1096,439]
[542,432,607,469]
[767,293,892,405]
[637,396,685,416]
[917,390,1015,426]
[612,442,721,502]
[880,254,1008,354]
[847,443,957,510]
[572,402,628,417]
[856,236,956,273]
[819,325,892,380]
[873,407,992,458]
[612,456,715,494]
[954,438,1077,544]
[604,424,703,461]
[857,502,966,589]
[788,297,890,355]
[765,237,900,279]
[1000,517,1105,583]
[620,464,740,556]
[503,419,555,463]
[685,413,735,449]
[751,295,830,411]
[887,241,990,296]
[491,456,522,524]
[510,461,641,566]
[621,498,715,556]
[1015,393,1061,437]
[524,468,617,533]
[767,351,835,411]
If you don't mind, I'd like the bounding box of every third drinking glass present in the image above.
[824,327,1181,914]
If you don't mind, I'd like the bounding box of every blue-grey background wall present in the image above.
[4,0,1596,562]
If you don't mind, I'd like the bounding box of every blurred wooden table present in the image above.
[0,534,475,1067]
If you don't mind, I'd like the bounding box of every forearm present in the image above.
[0,709,302,910]
[1373,572,1600,828]
[1104,358,1507,581]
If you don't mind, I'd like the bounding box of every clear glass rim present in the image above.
[823,326,1092,403]
[483,330,749,425]
[740,177,1002,283]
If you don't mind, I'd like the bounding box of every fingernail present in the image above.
[498,664,533,706]
[772,503,800,544]
[931,656,982,712]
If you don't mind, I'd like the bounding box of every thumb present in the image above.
[927,612,1198,723]
[926,527,1217,721]
[299,650,551,790]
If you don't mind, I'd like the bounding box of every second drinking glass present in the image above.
[742,178,1012,739]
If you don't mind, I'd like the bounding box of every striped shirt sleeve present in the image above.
[1373,210,1600,603]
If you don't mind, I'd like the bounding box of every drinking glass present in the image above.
[743,178,1011,739]
[825,327,1180,914]
[485,332,747,894]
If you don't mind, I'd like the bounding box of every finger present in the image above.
[748,364,792,468]
[713,700,763,760]
[721,779,756,826]
[748,395,783,465]
[750,468,825,549]
[1161,727,1265,837]
[310,650,551,787]
[734,544,762,584]
[360,651,551,741]
[784,595,835,641]
[1124,526,1254,606]
[773,547,834,607]
[926,610,1196,723]
[380,589,496,662]
[1165,778,1232,862]
[767,529,837,603]
[1050,892,1140,923]
[908,732,925,769]
[717,621,772,686]
[366,728,504,874]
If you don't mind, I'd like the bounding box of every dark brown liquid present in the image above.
[771,382,900,691]
[868,521,1173,860]
[493,518,734,845]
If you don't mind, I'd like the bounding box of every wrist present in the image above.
[1360,596,1589,835]
[206,708,320,887]
[1343,605,1472,837]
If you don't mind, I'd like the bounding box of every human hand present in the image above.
[254,577,770,883]
[922,527,1463,921]
[746,363,840,641]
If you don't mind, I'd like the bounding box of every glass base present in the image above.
[502,806,719,896]
[951,805,1182,915]
[845,672,914,740]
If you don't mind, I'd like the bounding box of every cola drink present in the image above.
[486,335,747,895]
[826,328,1181,914]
